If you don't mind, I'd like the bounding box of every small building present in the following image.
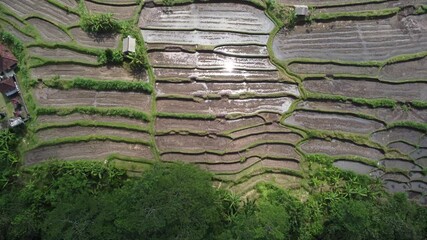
[8,117,24,128]
[0,76,18,97]
[294,5,309,16]
[0,44,18,75]
[122,36,136,54]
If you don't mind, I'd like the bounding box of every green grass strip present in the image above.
[305,92,397,108]
[312,7,400,21]
[36,106,150,121]
[43,77,153,93]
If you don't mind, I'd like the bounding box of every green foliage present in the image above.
[266,0,297,29]
[312,7,400,21]
[98,48,123,65]
[0,130,19,190]
[80,13,120,34]
[127,46,148,71]
[43,77,153,93]
[410,100,427,109]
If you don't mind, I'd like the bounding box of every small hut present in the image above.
[294,5,309,17]
[122,36,136,54]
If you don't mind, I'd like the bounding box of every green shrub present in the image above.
[98,49,123,65]
[80,13,120,34]
[127,46,147,71]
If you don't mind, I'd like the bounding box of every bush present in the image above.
[80,13,120,34]
[98,49,123,65]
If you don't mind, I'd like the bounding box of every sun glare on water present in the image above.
[224,59,235,72]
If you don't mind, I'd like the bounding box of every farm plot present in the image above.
[379,57,427,82]
[273,15,427,62]
[148,51,276,70]
[296,100,427,124]
[155,116,266,134]
[70,27,120,49]
[85,1,137,20]
[1,0,79,26]
[333,160,376,175]
[301,138,384,160]
[25,141,153,165]
[27,18,71,42]
[371,127,424,146]
[303,78,427,102]
[154,68,283,82]
[139,2,274,34]
[28,47,98,63]
[56,0,78,8]
[312,0,426,14]
[284,110,384,134]
[277,0,375,6]
[36,126,150,142]
[0,19,34,43]
[142,30,269,46]
[37,113,149,128]
[31,64,146,81]
[214,45,269,57]
[156,97,294,115]
[34,87,151,112]
[287,62,379,76]
[156,82,299,97]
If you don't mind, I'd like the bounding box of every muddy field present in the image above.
[34,87,151,112]
[28,47,98,63]
[284,110,384,134]
[25,141,153,165]
[156,82,300,97]
[85,1,137,20]
[304,78,427,101]
[301,138,384,160]
[296,100,427,124]
[37,113,149,128]
[28,18,71,42]
[70,27,120,49]
[36,126,150,142]
[0,19,34,43]
[139,2,274,34]
[157,97,294,115]
[1,0,79,26]
[31,64,146,81]
[273,15,427,62]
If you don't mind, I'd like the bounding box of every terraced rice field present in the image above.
[0,0,426,200]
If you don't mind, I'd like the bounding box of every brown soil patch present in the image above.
[333,160,376,175]
[27,18,71,42]
[28,47,98,63]
[34,87,151,112]
[70,27,119,49]
[2,0,79,25]
[85,1,137,20]
[36,126,150,142]
[56,0,78,8]
[31,64,146,81]
[388,141,416,155]
[25,140,153,165]
[301,138,384,160]
[157,97,294,115]
[229,122,292,138]
[156,134,231,152]
[37,113,149,128]
[304,78,427,102]
[284,110,384,134]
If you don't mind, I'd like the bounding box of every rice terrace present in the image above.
[1,0,427,239]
